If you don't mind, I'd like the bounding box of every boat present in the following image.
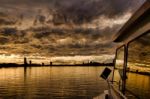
[95,1,150,99]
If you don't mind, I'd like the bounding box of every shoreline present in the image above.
[127,70,150,76]
[0,63,114,68]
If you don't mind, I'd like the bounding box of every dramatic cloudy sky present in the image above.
[0,0,146,63]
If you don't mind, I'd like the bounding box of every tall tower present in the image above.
[24,57,27,66]
[29,60,32,66]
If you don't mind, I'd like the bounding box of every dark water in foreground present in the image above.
[0,66,109,99]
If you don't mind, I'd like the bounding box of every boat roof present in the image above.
[113,0,150,43]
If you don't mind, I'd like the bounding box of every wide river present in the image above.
[0,66,109,99]
[0,66,150,99]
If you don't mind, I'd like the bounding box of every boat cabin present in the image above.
[112,0,150,99]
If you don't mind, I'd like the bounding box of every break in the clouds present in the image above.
[0,0,146,57]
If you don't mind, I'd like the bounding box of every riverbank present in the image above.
[127,70,150,75]
[126,66,150,75]
[0,63,114,68]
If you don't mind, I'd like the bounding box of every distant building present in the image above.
[29,60,32,66]
[24,57,28,66]
[50,62,53,66]
[42,63,44,66]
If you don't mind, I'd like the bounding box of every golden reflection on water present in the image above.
[111,69,150,99]
[126,72,150,99]
[0,66,110,99]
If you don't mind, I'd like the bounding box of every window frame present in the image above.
[113,45,127,94]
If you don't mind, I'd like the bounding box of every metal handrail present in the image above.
[110,83,127,99]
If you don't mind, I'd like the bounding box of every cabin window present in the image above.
[126,32,150,99]
[113,46,125,91]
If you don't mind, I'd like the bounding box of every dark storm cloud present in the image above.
[0,0,146,56]
[0,0,145,24]
[52,0,145,24]
[0,12,7,17]
[0,36,9,44]
[0,18,15,25]
[0,12,16,25]
[29,26,117,56]
[0,24,117,56]
[0,27,17,36]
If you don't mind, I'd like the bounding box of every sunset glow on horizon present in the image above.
[0,54,115,64]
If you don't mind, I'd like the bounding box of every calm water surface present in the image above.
[0,66,110,99]
[126,72,150,99]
